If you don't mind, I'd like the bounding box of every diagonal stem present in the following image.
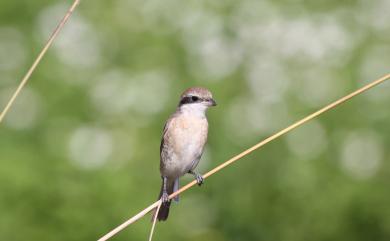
[97,73,390,241]
[148,201,162,241]
[0,0,81,123]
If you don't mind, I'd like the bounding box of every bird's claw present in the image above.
[195,173,204,186]
[161,192,169,204]
[188,170,204,186]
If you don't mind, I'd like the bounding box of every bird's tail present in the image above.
[152,178,179,221]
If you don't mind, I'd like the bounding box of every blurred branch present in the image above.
[0,0,81,123]
[98,73,390,241]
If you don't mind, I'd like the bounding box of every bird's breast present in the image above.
[163,115,208,177]
[171,116,208,153]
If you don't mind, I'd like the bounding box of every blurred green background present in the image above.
[1,0,390,240]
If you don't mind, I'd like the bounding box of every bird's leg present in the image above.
[161,176,169,204]
[188,170,204,186]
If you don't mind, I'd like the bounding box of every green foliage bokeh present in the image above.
[1,0,390,240]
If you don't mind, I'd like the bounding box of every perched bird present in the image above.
[154,87,217,221]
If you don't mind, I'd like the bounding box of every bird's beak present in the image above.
[209,98,217,106]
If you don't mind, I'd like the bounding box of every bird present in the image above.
[153,87,217,221]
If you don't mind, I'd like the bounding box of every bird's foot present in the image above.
[189,171,204,186]
[195,174,204,186]
[161,191,169,204]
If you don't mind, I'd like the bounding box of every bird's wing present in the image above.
[160,114,175,155]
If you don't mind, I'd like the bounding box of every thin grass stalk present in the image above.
[0,0,81,123]
[97,73,390,241]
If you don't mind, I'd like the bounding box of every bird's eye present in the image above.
[191,96,199,102]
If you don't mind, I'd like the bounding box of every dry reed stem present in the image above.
[148,201,162,241]
[0,0,81,123]
[98,73,390,241]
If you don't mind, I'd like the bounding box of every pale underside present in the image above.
[160,111,208,179]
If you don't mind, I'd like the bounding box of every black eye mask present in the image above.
[179,96,203,106]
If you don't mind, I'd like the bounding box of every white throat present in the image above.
[179,103,208,118]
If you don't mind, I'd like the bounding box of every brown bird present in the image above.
[154,87,217,221]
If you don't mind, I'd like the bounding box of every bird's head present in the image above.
[178,87,217,115]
